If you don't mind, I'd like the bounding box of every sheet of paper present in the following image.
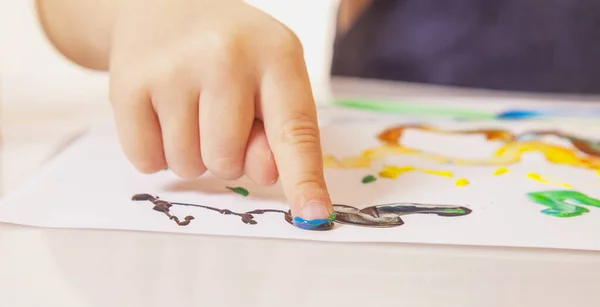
[1,114,600,251]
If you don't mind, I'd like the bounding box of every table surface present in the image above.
[3,77,600,307]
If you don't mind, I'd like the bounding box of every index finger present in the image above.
[259,54,335,230]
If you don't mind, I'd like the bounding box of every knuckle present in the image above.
[279,112,321,149]
[205,155,244,180]
[207,34,244,69]
[278,27,303,51]
[269,30,304,64]
[149,62,186,89]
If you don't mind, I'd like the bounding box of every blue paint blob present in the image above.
[292,212,336,230]
[496,110,541,120]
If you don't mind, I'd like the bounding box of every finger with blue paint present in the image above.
[260,58,336,230]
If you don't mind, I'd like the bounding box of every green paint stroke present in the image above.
[362,175,377,184]
[227,186,249,197]
[436,208,471,215]
[527,190,600,218]
[333,99,496,120]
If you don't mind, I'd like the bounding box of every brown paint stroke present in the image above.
[132,194,472,230]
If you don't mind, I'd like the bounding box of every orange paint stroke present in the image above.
[323,125,600,171]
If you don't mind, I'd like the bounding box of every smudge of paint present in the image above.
[132,194,473,229]
[227,186,249,196]
[421,169,453,178]
[597,169,600,176]
[333,99,496,119]
[526,173,572,189]
[334,203,472,227]
[497,109,600,120]
[526,173,544,182]
[379,165,415,179]
[322,125,600,171]
[292,212,337,230]
[493,167,509,176]
[527,190,600,217]
[435,207,472,215]
[362,175,377,184]
[132,194,288,226]
[496,110,540,120]
[455,178,470,187]
[131,194,195,226]
[378,165,455,179]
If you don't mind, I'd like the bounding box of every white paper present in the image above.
[2,114,600,251]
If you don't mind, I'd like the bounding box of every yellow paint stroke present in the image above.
[493,167,509,176]
[596,169,600,176]
[526,172,573,189]
[378,165,454,179]
[455,178,470,187]
[377,164,472,187]
[379,165,416,179]
[421,169,454,177]
[322,125,600,172]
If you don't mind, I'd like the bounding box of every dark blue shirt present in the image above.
[331,0,600,94]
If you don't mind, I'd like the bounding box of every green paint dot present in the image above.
[227,186,249,197]
[362,175,377,184]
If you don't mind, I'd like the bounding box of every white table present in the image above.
[2,78,600,307]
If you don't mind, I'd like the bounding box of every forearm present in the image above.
[36,0,121,70]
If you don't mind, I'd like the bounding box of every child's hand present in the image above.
[109,0,333,222]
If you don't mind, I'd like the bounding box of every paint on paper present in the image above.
[131,194,472,229]
[497,108,600,120]
[454,178,469,187]
[378,165,453,179]
[321,123,600,219]
[132,193,289,227]
[526,173,572,189]
[323,125,600,170]
[361,175,377,184]
[334,98,600,120]
[527,190,600,218]
[493,167,509,176]
[292,213,337,230]
[227,186,249,196]
[333,99,496,120]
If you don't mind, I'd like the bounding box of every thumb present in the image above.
[259,59,335,230]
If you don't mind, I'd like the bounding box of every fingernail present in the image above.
[293,201,336,230]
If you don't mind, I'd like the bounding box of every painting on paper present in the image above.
[1,118,600,251]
